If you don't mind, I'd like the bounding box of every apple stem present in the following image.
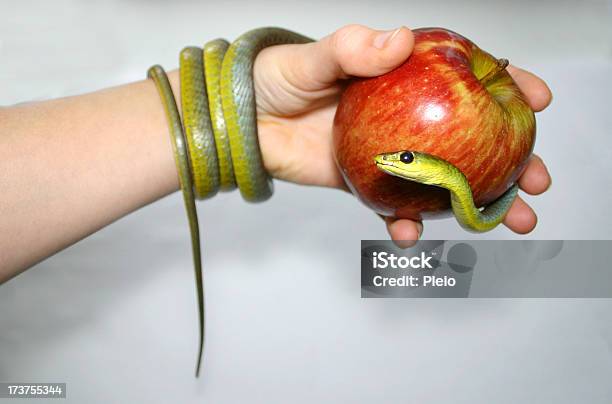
[480,58,509,86]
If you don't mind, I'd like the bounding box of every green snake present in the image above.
[374,151,518,232]
[145,26,515,377]
[147,28,312,377]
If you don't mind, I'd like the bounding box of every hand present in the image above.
[253,24,552,242]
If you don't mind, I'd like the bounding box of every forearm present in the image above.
[0,71,185,280]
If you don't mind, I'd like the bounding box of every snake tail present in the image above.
[147,28,314,377]
[147,65,204,376]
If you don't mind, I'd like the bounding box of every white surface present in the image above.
[1,0,611,402]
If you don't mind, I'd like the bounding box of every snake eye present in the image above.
[400,152,414,164]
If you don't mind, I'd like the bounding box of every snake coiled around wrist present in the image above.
[148,27,313,377]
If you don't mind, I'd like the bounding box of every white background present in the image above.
[1,0,611,402]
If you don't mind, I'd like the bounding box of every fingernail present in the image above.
[373,27,402,49]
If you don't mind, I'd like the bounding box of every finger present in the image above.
[275,24,414,92]
[385,217,423,248]
[518,154,551,195]
[503,195,537,234]
[507,65,553,112]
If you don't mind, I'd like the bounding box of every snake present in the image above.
[147,28,313,377]
[144,25,514,376]
[374,151,518,232]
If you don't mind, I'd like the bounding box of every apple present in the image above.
[333,27,536,220]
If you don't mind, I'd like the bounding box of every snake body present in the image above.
[148,28,312,377]
[374,151,518,232]
[146,26,513,377]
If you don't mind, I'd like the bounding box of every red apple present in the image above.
[333,27,536,220]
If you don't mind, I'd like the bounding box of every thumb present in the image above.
[265,24,414,93]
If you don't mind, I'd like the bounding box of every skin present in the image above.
[253,25,552,242]
[0,24,552,281]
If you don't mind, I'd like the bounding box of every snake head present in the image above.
[374,151,452,187]
[374,151,417,177]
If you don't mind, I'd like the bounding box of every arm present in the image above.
[0,72,183,278]
[0,24,552,282]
